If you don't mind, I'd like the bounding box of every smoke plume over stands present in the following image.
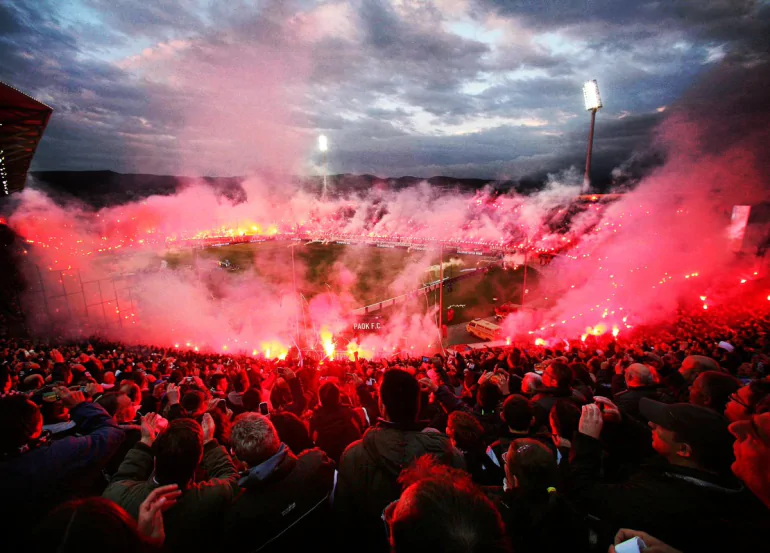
[501,59,770,341]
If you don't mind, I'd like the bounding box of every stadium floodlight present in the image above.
[582,80,603,111]
[582,80,602,194]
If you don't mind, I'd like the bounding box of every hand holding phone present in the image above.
[614,536,646,553]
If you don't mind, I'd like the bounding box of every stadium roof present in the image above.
[0,82,53,196]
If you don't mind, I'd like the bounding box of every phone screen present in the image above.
[259,402,270,416]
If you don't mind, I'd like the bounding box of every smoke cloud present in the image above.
[5,46,770,357]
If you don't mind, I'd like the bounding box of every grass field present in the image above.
[162,241,539,322]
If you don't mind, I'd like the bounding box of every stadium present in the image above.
[1,3,770,552]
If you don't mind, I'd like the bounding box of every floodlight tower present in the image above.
[582,80,603,194]
[318,134,329,199]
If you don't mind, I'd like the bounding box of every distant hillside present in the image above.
[27,171,549,207]
[29,171,246,207]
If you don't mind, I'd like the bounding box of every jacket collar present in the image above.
[238,443,296,488]
[658,463,744,493]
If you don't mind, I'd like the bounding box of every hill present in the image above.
[28,171,548,207]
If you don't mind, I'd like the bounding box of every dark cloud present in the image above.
[1,0,768,181]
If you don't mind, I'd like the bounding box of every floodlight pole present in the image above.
[582,107,597,194]
[318,134,329,200]
[438,242,444,344]
[322,149,328,200]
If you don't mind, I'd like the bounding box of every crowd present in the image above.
[1,302,770,553]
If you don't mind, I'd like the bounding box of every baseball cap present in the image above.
[640,398,733,454]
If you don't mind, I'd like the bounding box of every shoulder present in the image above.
[339,436,366,464]
[103,480,148,502]
[408,428,453,453]
[297,447,333,467]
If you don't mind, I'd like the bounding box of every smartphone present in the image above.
[259,402,270,416]
[422,356,430,363]
[42,391,59,403]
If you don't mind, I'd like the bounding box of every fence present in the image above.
[22,264,139,332]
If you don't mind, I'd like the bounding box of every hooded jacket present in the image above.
[223,444,335,553]
[568,432,770,552]
[335,421,465,552]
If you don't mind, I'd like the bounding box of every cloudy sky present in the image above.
[2,0,768,180]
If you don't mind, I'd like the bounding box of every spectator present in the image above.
[613,363,665,421]
[120,380,143,411]
[488,395,554,470]
[269,367,307,416]
[0,364,11,393]
[689,371,742,414]
[34,487,181,553]
[226,370,250,414]
[386,457,511,553]
[97,392,139,424]
[473,378,505,441]
[729,411,770,508]
[447,410,501,486]
[570,400,764,552]
[570,362,594,403]
[223,413,335,552]
[336,369,465,552]
[209,373,228,399]
[309,381,362,464]
[270,411,316,454]
[549,398,581,462]
[499,438,591,553]
[725,379,770,422]
[520,372,542,396]
[103,413,238,553]
[22,373,45,392]
[0,388,125,551]
[531,362,586,427]
[679,355,719,384]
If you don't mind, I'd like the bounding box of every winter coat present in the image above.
[103,439,239,553]
[461,446,504,486]
[568,432,770,552]
[498,489,592,553]
[0,402,125,552]
[335,421,465,552]
[223,444,335,553]
[309,404,362,465]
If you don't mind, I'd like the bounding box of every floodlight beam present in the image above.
[318,134,329,199]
